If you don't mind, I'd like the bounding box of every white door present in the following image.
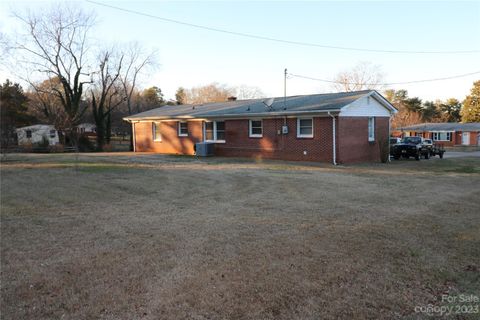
[462,132,470,145]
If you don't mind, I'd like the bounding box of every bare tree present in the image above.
[12,5,95,142]
[332,61,385,92]
[391,107,423,130]
[119,42,158,116]
[0,32,10,61]
[90,51,126,151]
[234,85,266,100]
[184,83,235,104]
[386,89,423,129]
[26,78,71,133]
[114,43,157,150]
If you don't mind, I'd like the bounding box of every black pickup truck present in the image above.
[390,136,430,160]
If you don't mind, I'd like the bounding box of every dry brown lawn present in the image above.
[1,153,479,319]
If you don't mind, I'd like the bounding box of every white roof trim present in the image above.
[369,91,398,114]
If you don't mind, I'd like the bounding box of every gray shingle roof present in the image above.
[124,90,377,121]
[399,123,480,132]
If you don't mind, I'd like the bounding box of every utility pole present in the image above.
[284,68,287,110]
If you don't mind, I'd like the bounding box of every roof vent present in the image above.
[227,96,237,101]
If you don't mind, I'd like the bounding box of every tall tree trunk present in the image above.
[129,126,134,152]
[106,113,112,145]
[92,94,106,152]
[96,121,105,152]
[126,100,134,151]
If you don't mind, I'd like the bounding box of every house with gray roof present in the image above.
[398,122,480,146]
[124,90,397,163]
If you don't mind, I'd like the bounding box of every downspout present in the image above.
[131,121,136,152]
[328,112,337,165]
[388,115,391,162]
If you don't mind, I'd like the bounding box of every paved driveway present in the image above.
[443,151,480,158]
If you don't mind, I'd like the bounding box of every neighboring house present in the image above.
[398,123,480,146]
[123,90,397,164]
[76,123,97,134]
[16,124,60,146]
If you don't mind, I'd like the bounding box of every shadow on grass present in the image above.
[77,164,132,173]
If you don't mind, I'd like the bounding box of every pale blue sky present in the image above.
[1,0,479,101]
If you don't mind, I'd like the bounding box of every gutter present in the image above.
[388,116,391,162]
[122,109,342,122]
[328,112,337,165]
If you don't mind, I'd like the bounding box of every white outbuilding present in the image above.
[16,125,60,146]
[76,123,97,134]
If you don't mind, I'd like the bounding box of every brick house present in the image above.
[398,123,480,147]
[124,90,397,164]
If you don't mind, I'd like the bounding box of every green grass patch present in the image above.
[445,166,479,174]
[414,158,480,174]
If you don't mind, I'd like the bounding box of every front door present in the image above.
[462,132,470,145]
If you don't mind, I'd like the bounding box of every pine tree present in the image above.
[0,80,36,148]
[461,81,480,122]
[175,87,186,105]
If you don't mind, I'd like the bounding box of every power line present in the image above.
[86,0,480,55]
[288,70,480,86]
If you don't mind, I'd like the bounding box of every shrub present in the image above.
[32,136,50,153]
[77,134,95,152]
[102,144,113,152]
[378,137,389,163]
[50,144,64,153]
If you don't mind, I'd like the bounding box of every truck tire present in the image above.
[439,152,444,159]
[393,155,400,160]
[424,152,430,159]
[415,152,420,161]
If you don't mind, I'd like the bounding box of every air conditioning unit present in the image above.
[195,142,215,156]
[282,125,289,134]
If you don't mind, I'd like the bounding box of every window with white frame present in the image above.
[432,132,452,141]
[216,121,225,141]
[152,122,161,141]
[297,118,313,138]
[205,121,214,141]
[178,121,188,136]
[49,130,56,138]
[26,130,32,138]
[368,117,375,141]
[249,119,263,137]
[204,121,225,142]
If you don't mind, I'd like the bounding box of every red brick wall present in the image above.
[457,131,480,146]
[134,121,202,155]
[337,117,390,163]
[133,116,390,163]
[470,132,479,145]
[409,131,480,146]
[454,132,463,146]
[214,117,333,162]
